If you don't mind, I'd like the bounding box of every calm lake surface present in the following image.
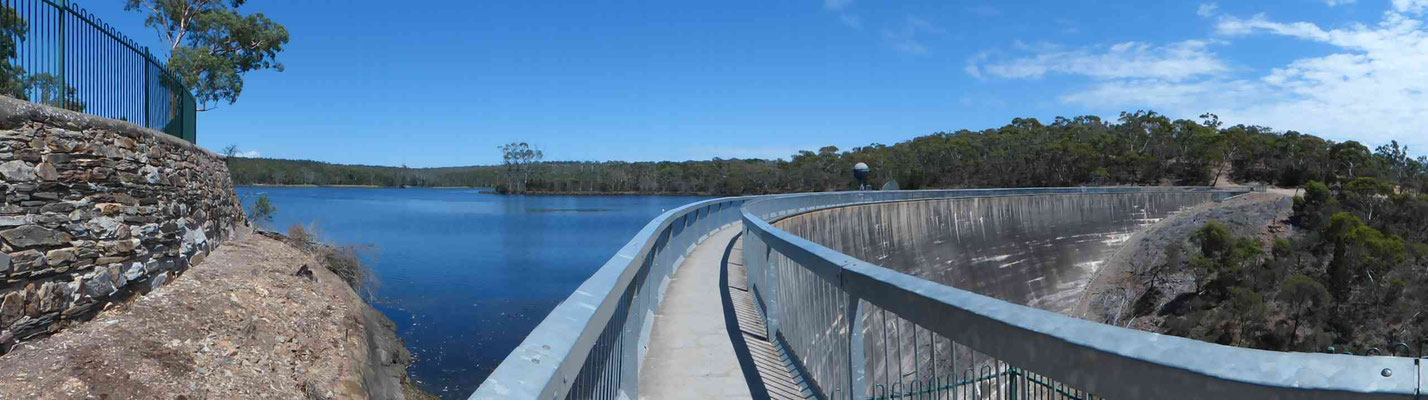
[236,187,708,397]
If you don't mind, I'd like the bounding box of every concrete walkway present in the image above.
[638,224,752,399]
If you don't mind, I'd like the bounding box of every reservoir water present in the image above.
[236,187,708,398]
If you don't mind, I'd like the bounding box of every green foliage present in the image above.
[227,111,1428,197]
[1272,238,1292,259]
[498,142,543,193]
[0,4,26,100]
[250,194,275,227]
[1227,287,1267,343]
[1304,181,1332,206]
[0,5,83,112]
[127,0,289,111]
[1277,274,1331,349]
[1193,221,1233,260]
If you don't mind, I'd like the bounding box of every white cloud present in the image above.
[1046,9,1428,151]
[237,150,261,158]
[883,16,945,54]
[1214,13,1330,40]
[1325,0,1357,6]
[972,40,1229,81]
[1394,0,1428,14]
[1197,3,1219,17]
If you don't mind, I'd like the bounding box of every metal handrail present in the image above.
[739,187,1423,400]
[471,196,747,399]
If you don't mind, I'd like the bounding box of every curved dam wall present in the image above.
[772,190,1221,393]
[776,191,1215,314]
[0,97,246,347]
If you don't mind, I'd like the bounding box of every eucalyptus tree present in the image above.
[498,142,543,193]
[126,0,289,111]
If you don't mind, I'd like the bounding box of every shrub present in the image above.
[251,194,276,227]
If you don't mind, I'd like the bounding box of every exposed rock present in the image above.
[0,96,244,363]
[8,250,43,272]
[0,225,70,248]
[149,272,168,290]
[0,291,21,326]
[82,268,116,299]
[88,217,130,240]
[0,234,420,400]
[0,160,34,181]
[123,262,145,282]
[0,215,29,228]
[44,247,77,264]
[33,162,57,181]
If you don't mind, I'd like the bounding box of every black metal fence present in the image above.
[0,0,196,142]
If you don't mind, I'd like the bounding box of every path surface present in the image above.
[726,236,814,400]
[638,225,752,399]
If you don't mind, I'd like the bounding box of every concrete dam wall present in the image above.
[773,190,1220,394]
[776,191,1216,314]
[0,97,246,348]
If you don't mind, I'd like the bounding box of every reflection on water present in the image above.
[237,187,707,397]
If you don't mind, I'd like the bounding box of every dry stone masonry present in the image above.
[0,96,246,349]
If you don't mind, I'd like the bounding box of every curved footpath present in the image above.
[639,226,751,399]
[639,224,809,400]
[0,230,424,399]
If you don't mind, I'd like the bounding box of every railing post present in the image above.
[57,1,66,110]
[847,296,866,400]
[143,47,151,128]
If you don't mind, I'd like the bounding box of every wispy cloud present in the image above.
[1197,3,1219,17]
[969,40,1228,81]
[824,0,862,29]
[237,150,261,158]
[882,16,946,54]
[1394,0,1428,13]
[984,5,1428,151]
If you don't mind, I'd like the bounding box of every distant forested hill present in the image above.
[226,111,1428,195]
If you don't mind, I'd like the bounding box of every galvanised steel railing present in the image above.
[472,197,746,399]
[741,187,1424,400]
[475,187,1425,399]
[0,0,196,142]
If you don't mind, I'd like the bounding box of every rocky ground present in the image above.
[1074,192,1295,327]
[0,231,430,399]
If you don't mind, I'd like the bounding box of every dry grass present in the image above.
[272,222,378,294]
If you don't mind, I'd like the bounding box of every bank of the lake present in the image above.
[237,187,711,397]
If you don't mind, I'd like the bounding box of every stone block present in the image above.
[0,160,34,181]
[0,225,70,249]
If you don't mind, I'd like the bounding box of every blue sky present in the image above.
[86,0,1428,167]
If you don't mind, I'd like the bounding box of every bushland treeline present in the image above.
[227,111,1428,195]
[1147,178,1428,353]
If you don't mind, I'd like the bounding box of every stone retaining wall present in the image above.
[0,96,246,348]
